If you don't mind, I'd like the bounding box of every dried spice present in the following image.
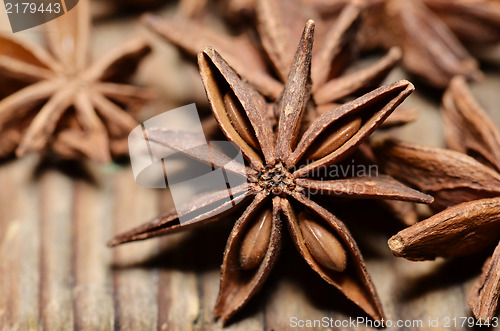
[422,0,500,48]
[142,0,419,141]
[373,76,500,320]
[142,0,403,107]
[308,0,494,89]
[357,0,486,88]
[228,0,500,88]
[0,0,152,162]
[109,21,432,323]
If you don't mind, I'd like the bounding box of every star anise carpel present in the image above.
[373,76,500,320]
[109,20,432,324]
[0,0,152,162]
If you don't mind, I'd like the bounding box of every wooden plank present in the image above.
[38,166,75,330]
[156,189,200,331]
[156,234,200,331]
[0,156,40,331]
[71,168,114,331]
[111,168,159,331]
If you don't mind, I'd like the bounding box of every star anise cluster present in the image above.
[374,76,500,320]
[109,20,432,323]
[0,0,152,162]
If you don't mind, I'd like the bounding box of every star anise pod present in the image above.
[373,76,500,320]
[109,21,432,323]
[0,0,152,162]
[143,0,402,108]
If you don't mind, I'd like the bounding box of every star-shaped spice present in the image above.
[159,0,500,89]
[109,21,432,323]
[143,0,403,108]
[0,0,152,162]
[373,76,500,320]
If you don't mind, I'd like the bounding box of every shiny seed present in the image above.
[239,208,273,270]
[299,211,347,272]
[306,116,362,160]
[224,91,260,150]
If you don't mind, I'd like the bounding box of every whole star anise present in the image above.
[0,0,152,162]
[143,0,402,107]
[374,76,500,320]
[109,21,432,323]
[162,0,500,89]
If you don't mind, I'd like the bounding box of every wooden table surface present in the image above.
[1,3,500,330]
